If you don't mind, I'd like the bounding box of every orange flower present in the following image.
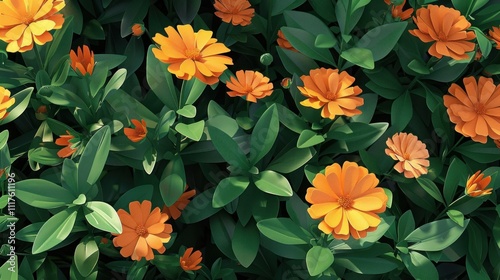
[465,171,492,197]
[387,0,413,20]
[409,5,475,60]
[305,161,388,240]
[0,87,15,120]
[180,247,203,271]
[495,139,500,148]
[124,119,147,142]
[162,187,196,220]
[0,0,65,53]
[277,30,297,52]
[226,70,274,103]
[113,200,173,261]
[131,23,145,37]
[385,132,430,178]
[214,0,255,27]
[152,24,233,85]
[444,76,500,143]
[70,45,95,76]
[55,130,77,158]
[298,68,363,119]
[488,26,500,50]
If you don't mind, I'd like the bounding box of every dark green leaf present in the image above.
[391,93,412,131]
[159,155,186,206]
[232,221,259,268]
[78,126,111,187]
[401,251,439,280]
[212,176,250,208]
[257,218,310,245]
[249,104,279,164]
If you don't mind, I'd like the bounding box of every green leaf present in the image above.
[175,120,204,141]
[38,85,91,114]
[210,212,236,259]
[207,126,250,172]
[297,130,325,148]
[276,47,319,76]
[114,185,153,210]
[405,219,470,251]
[173,0,201,24]
[306,246,334,276]
[0,87,33,125]
[257,218,310,245]
[16,179,75,209]
[142,146,157,175]
[159,155,186,206]
[391,92,412,131]
[447,210,465,227]
[182,188,221,224]
[181,77,206,106]
[271,0,307,16]
[206,115,239,137]
[249,104,279,164]
[341,47,374,69]
[356,22,408,61]
[104,68,127,97]
[267,147,315,174]
[398,210,415,241]
[82,19,105,40]
[84,201,122,234]
[176,105,197,118]
[283,11,336,42]
[253,170,293,197]
[455,140,500,163]
[89,64,108,97]
[336,0,370,35]
[74,237,99,277]
[50,55,71,86]
[32,207,78,254]
[212,176,250,208]
[281,27,335,65]
[335,256,400,274]
[0,255,17,280]
[351,93,378,123]
[364,68,403,100]
[416,178,444,203]
[78,126,111,187]
[324,122,388,153]
[94,54,126,69]
[146,45,178,110]
[401,251,439,280]
[471,27,492,59]
[232,221,259,268]
[45,16,74,74]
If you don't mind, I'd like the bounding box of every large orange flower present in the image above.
[55,130,77,158]
[226,70,274,102]
[465,171,492,197]
[180,247,203,271]
[277,30,297,52]
[214,0,255,27]
[0,87,15,120]
[298,68,363,119]
[385,132,430,178]
[409,5,475,60]
[124,119,147,143]
[0,0,65,53]
[113,200,173,261]
[152,24,233,85]
[162,187,196,220]
[305,161,388,240]
[70,45,95,76]
[489,26,500,50]
[385,0,413,21]
[443,76,500,143]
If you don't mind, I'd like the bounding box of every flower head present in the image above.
[55,130,77,158]
[132,23,145,37]
[226,70,274,103]
[305,161,388,240]
[489,26,500,50]
[465,171,492,197]
[152,24,233,85]
[386,0,413,20]
[70,45,95,76]
[0,0,65,53]
[124,119,147,142]
[162,187,196,220]
[298,68,363,119]
[409,5,475,60]
[214,0,254,27]
[444,76,500,143]
[277,30,297,52]
[385,132,430,178]
[113,200,173,261]
[180,247,203,271]
[0,87,15,120]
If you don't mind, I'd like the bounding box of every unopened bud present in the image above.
[260,53,273,66]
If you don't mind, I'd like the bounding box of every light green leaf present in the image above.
[175,120,204,141]
[406,219,469,251]
[253,170,293,197]
[84,201,122,234]
[32,207,78,254]
[306,246,334,276]
[16,179,75,209]
[212,176,250,208]
[257,218,310,245]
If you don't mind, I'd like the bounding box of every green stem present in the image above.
[443,136,464,158]
[435,194,468,219]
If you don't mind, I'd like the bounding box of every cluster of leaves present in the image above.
[1,0,500,279]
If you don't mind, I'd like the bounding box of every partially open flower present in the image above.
[0,87,15,120]
[465,171,492,197]
[124,119,147,142]
[386,0,413,21]
[70,45,95,76]
[489,26,500,50]
[385,132,430,178]
[180,247,203,271]
[226,70,273,102]
[162,187,196,220]
[55,131,78,158]
[214,0,255,26]
[132,23,145,37]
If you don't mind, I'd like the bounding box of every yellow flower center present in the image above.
[475,103,486,115]
[403,152,411,160]
[135,225,147,236]
[338,195,353,209]
[326,91,337,100]
[185,48,201,60]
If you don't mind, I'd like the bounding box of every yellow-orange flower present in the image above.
[214,0,254,27]
[385,132,429,178]
[0,0,65,53]
[162,187,196,220]
[277,30,297,52]
[226,70,273,103]
[131,23,145,37]
[444,76,500,143]
[305,161,388,240]
[0,87,15,120]
[385,0,413,20]
[124,119,147,142]
[70,45,95,76]
[489,26,500,50]
[298,68,363,119]
[465,171,492,197]
[113,200,173,261]
[55,130,77,158]
[180,247,202,271]
[409,5,475,60]
[152,24,233,85]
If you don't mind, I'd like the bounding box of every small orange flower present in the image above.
[444,76,500,143]
[131,23,145,37]
[386,0,413,20]
[214,0,255,27]
[55,130,77,158]
[488,26,500,50]
[113,200,173,261]
[305,161,388,240]
[152,24,233,85]
[385,132,430,178]
[409,5,475,60]
[70,45,95,76]
[124,119,147,142]
[277,30,297,52]
[0,0,65,53]
[0,87,15,120]
[298,68,363,119]
[162,187,196,220]
[281,77,292,89]
[180,247,203,271]
[226,70,274,103]
[465,171,492,197]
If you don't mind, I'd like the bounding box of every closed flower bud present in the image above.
[281,77,292,89]
[260,53,273,66]
[131,23,145,37]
